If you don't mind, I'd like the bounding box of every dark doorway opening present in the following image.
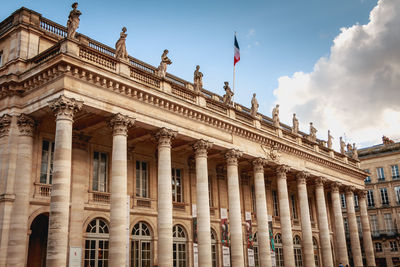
[27,213,49,267]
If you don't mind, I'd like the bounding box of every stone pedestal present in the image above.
[358,191,376,267]
[108,114,134,267]
[154,128,176,267]
[252,158,271,267]
[225,149,244,267]
[345,187,363,267]
[46,95,83,267]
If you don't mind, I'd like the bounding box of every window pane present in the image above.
[93,152,99,191]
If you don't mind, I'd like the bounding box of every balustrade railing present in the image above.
[34,183,51,197]
[79,46,117,71]
[40,17,67,38]
[90,191,110,204]
[31,43,61,64]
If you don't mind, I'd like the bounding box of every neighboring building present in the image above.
[0,7,375,267]
[353,138,400,267]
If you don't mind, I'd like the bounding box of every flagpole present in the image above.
[233,31,236,104]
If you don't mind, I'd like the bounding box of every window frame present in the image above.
[92,151,109,192]
[340,194,346,209]
[377,167,385,181]
[272,190,279,217]
[135,160,149,198]
[390,241,398,252]
[84,218,110,267]
[131,221,152,267]
[370,214,379,234]
[384,213,394,231]
[291,194,298,219]
[172,168,183,203]
[375,242,382,252]
[367,190,375,207]
[274,234,284,267]
[173,225,187,266]
[364,169,371,183]
[0,51,3,67]
[39,139,55,184]
[391,165,399,179]
[293,235,303,267]
[380,188,389,205]
[394,186,400,204]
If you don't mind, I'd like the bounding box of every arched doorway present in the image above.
[27,213,49,267]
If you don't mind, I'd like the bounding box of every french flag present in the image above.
[234,34,240,66]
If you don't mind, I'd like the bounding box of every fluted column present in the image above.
[331,182,349,265]
[276,165,295,266]
[108,113,134,267]
[225,149,244,267]
[7,114,35,267]
[193,140,213,267]
[358,190,376,267]
[345,187,363,267]
[315,177,334,267]
[296,172,314,267]
[252,158,271,267]
[46,95,83,267]
[154,128,177,267]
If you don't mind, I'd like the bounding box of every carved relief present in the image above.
[108,113,135,136]
[252,157,266,173]
[48,95,83,121]
[315,176,326,187]
[276,165,290,179]
[296,171,310,184]
[17,114,35,137]
[356,189,367,199]
[331,182,341,193]
[225,149,242,166]
[0,114,12,138]
[153,127,177,147]
[192,139,213,158]
[67,2,81,39]
[345,185,356,196]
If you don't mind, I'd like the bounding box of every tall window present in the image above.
[395,186,400,204]
[40,140,55,184]
[340,194,346,209]
[0,51,3,66]
[272,190,279,217]
[274,234,284,267]
[367,190,375,207]
[211,229,218,267]
[173,225,187,266]
[356,216,362,235]
[313,237,320,267]
[136,161,149,198]
[291,195,298,219]
[354,195,359,208]
[84,218,109,267]
[131,222,152,267]
[172,168,183,202]
[380,188,389,205]
[251,186,256,213]
[391,165,399,179]
[384,213,394,231]
[375,242,382,252]
[343,218,349,234]
[93,152,108,192]
[308,198,314,221]
[293,235,303,267]
[253,232,259,267]
[390,241,398,252]
[377,167,385,181]
[364,169,371,183]
[209,176,214,207]
[370,215,378,234]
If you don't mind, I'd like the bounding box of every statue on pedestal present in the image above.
[193,65,203,93]
[347,143,353,153]
[115,27,128,60]
[292,113,299,134]
[250,93,259,117]
[222,82,234,106]
[157,49,172,78]
[340,137,346,154]
[352,143,358,160]
[309,122,317,142]
[327,130,333,149]
[67,2,81,39]
[272,104,280,127]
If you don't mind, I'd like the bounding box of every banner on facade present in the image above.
[69,247,82,267]
[245,211,255,267]
[220,208,230,267]
[126,196,130,267]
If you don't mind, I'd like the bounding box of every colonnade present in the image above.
[0,95,376,267]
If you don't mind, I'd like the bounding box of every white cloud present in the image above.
[247,29,255,38]
[273,0,400,149]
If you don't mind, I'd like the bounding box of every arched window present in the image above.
[131,222,152,267]
[253,232,259,267]
[84,218,109,267]
[211,228,218,267]
[173,225,187,266]
[313,237,320,267]
[293,235,303,267]
[274,234,284,267]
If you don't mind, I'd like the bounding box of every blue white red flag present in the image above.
[234,34,240,66]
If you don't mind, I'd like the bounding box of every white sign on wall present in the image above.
[69,247,82,267]
[222,246,231,267]
[248,248,255,267]
[193,243,198,267]
[271,251,276,267]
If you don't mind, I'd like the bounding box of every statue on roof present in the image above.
[250,93,259,117]
[222,82,234,106]
[309,122,317,142]
[292,113,299,134]
[157,49,172,78]
[115,27,128,61]
[193,65,203,93]
[272,104,280,127]
[67,2,81,39]
[340,136,346,154]
[382,135,394,145]
[352,143,358,160]
[347,143,353,153]
[327,130,333,149]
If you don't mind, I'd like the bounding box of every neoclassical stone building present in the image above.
[0,7,375,267]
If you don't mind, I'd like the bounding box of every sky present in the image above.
[2,0,399,150]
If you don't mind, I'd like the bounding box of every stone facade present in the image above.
[0,7,373,267]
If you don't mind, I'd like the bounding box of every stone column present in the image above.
[296,172,314,267]
[252,158,271,267]
[154,128,177,267]
[358,190,376,267]
[46,95,83,267]
[331,182,349,265]
[225,149,244,267]
[193,140,213,267]
[276,165,295,266]
[7,114,35,267]
[345,187,363,267]
[108,113,134,267]
[315,177,334,267]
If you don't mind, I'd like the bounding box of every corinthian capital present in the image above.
[276,164,290,179]
[0,114,12,138]
[331,182,341,193]
[153,127,177,147]
[17,114,35,137]
[345,186,356,196]
[108,113,135,136]
[296,171,310,185]
[356,189,367,199]
[48,95,83,121]
[192,139,213,158]
[252,158,266,173]
[315,177,326,188]
[225,149,242,166]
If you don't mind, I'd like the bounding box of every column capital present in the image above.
[331,181,342,193]
[356,189,367,199]
[192,139,213,158]
[225,149,242,166]
[0,114,12,138]
[48,95,83,121]
[17,114,35,137]
[153,127,177,147]
[345,186,356,195]
[315,176,327,188]
[296,171,310,185]
[276,164,290,179]
[252,157,267,173]
[108,113,135,136]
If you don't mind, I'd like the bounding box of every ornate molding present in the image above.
[296,171,310,185]
[48,95,83,121]
[0,114,12,138]
[315,176,326,188]
[331,182,341,193]
[153,127,177,147]
[252,158,266,173]
[356,189,367,199]
[276,165,290,179]
[345,186,356,196]
[17,114,35,137]
[108,113,135,136]
[225,149,242,166]
[192,139,213,158]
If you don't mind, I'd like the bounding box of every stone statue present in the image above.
[309,122,317,142]
[292,113,299,134]
[327,130,333,149]
[157,49,172,78]
[222,82,234,105]
[67,2,81,39]
[193,65,203,93]
[347,143,353,153]
[250,93,259,117]
[340,137,346,154]
[352,143,358,160]
[272,104,280,127]
[115,27,128,60]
